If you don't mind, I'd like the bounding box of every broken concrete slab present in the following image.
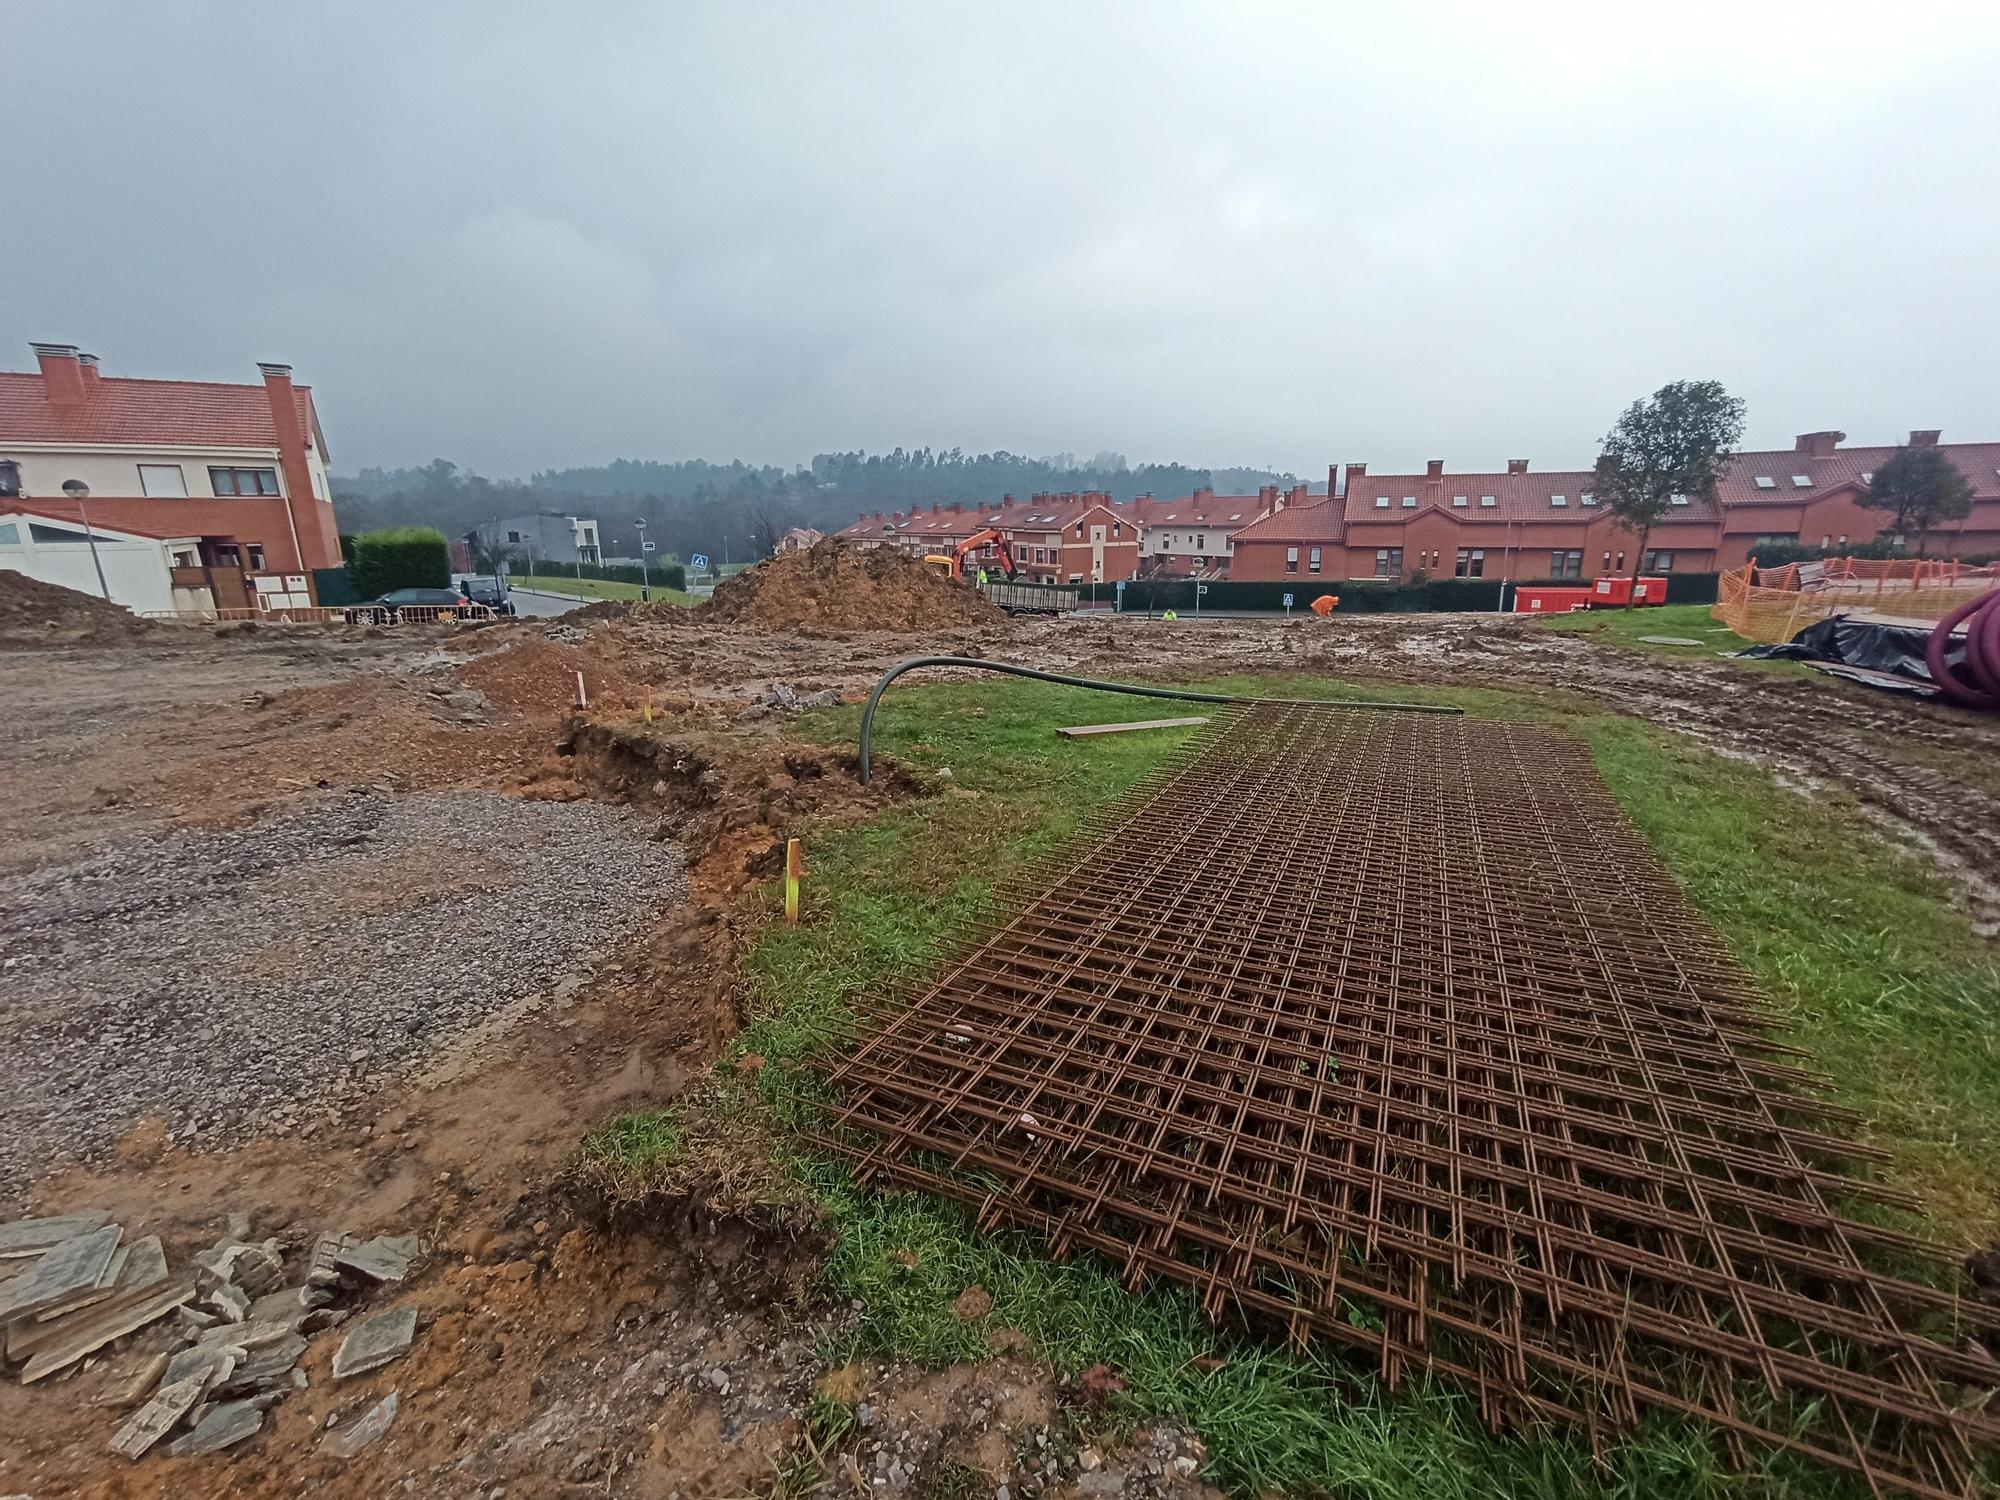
[16,1281,193,1383]
[163,1398,264,1457]
[331,1306,417,1379]
[216,1334,307,1397]
[248,1283,328,1325]
[332,1234,420,1285]
[230,1244,284,1298]
[7,1237,167,1360]
[304,1233,347,1287]
[320,1391,397,1458]
[194,1315,308,1353]
[207,1282,251,1323]
[162,1345,238,1397]
[110,1372,206,1459]
[94,1351,171,1410]
[0,1224,121,1323]
[0,1210,112,1259]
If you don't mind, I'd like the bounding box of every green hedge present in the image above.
[312,567,360,606]
[517,558,687,591]
[349,527,449,597]
[1039,569,1722,613]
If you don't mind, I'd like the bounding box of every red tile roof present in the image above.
[1132,494,1270,529]
[1338,469,1725,524]
[1230,498,1347,544]
[0,372,318,452]
[1715,442,2000,509]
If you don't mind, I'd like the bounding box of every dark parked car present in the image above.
[456,575,516,614]
[346,587,484,624]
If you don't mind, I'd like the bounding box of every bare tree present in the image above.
[745,502,785,560]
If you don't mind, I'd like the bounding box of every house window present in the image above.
[1452,495,1468,508]
[1550,493,1567,507]
[247,544,266,570]
[29,522,90,543]
[1400,495,1416,508]
[1821,534,1831,548]
[1550,550,1584,579]
[1791,475,1813,488]
[1308,546,1321,574]
[1602,552,1611,570]
[507,530,522,544]
[0,460,20,498]
[1837,534,1848,546]
[0,523,19,545]
[170,546,198,567]
[1616,552,1626,570]
[1454,549,1485,578]
[1580,492,1596,507]
[1479,495,1496,508]
[209,466,280,496]
[1285,546,1299,574]
[1374,548,1402,578]
[211,544,242,567]
[1643,550,1675,572]
[138,463,187,497]
[1754,476,1777,489]
[1669,493,1691,507]
[1374,496,1390,509]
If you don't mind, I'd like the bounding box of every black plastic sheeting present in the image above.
[1738,615,1943,680]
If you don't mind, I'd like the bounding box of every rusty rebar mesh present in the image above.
[821,703,2000,1499]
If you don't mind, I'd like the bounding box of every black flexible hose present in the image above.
[856,655,1464,783]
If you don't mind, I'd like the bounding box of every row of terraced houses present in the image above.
[835,431,2000,585]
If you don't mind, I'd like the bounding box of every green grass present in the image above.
[1532,602,1777,661]
[604,672,2000,1499]
[514,575,698,606]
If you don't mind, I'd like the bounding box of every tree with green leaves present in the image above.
[1592,380,1747,606]
[1858,446,1974,556]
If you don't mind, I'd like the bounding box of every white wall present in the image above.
[3,446,289,499]
[0,526,175,614]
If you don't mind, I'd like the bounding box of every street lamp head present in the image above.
[62,479,90,498]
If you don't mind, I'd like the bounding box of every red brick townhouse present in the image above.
[1231,432,2000,584]
[0,343,342,613]
[1132,486,1302,577]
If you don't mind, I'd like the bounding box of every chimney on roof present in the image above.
[871,510,883,521]
[76,353,101,387]
[1258,484,1278,507]
[1908,429,1941,448]
[1284,484,1308,510]
[947,503,963,514]
[1327,464,1340,496]
[31,343,85,406]
[1506,458,1529,475]
[1426,459,1444,478]
[258,361,329,573]
[1001,494,1015,508]
[1193,486,1214,503]
[1343,462,1367,493]
[1794,430,1844,457]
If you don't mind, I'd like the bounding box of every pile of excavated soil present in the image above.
[0,568,153,643]
[702,540,1002,632]
[457,637,636,718]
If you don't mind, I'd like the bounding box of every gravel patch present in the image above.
[0,790,685,1199]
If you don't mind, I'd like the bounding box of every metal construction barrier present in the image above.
[141,604,497,626]
[1714,557,2000,643]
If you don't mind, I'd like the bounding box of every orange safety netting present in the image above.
[1713,557,2000,643]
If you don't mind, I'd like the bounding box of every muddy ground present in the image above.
[3,603,1998,1498]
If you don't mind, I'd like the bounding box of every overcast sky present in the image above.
[8,1,1997,479]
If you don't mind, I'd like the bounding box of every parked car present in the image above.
[346,587,482,624]
[456,575,515,614]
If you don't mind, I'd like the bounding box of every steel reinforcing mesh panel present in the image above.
[823,704,1998,1498]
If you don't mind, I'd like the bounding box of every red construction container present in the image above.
[1513,585,1596,614]
[1587,574,1670,606]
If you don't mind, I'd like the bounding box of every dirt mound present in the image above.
[703,539,1002,632]
[0,569,153,644]
[457,639,636,718]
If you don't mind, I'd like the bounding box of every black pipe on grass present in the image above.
[855,655,1464,784]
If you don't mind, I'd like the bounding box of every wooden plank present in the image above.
[1056,716,1209,739]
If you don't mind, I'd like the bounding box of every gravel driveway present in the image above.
[0,791,685,1201]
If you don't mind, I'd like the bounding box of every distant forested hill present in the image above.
[332,449,1305,564]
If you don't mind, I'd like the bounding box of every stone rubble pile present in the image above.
[1,1210,422,1460]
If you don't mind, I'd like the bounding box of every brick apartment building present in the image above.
[836,492,1145,583]
[0,343,341,613]
[1230,432,2000,584]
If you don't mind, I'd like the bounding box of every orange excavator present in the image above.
[924,527,1020,582]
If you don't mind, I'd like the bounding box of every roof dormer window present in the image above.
[1754,476,1777,489]
[1791,475,1813,488]
[1580,493,1596,506]
[1374,496,1390,509]
[1550,494,1568,507]
[1451,495,1467,507]
[1669,493,1690,507]
[1479,495,1496,507]
[1400,495,1416,508]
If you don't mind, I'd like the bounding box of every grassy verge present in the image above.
[514,575,699,606]
[588,672,1999,1498]
[1532,601,1778,660]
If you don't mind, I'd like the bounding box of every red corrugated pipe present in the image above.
[1926,589,2000,709]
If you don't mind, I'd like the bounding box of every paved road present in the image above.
[503,588,586,618]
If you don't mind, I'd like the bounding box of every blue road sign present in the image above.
[1282,593,1294,608]
[690,553,711,570]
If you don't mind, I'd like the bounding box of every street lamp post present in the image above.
[635,518,652,602]
[61,481,113,603]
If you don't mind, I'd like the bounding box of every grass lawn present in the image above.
[1531,601,1770,658]
[591,673,2000,1499]
[514,575,698,607]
